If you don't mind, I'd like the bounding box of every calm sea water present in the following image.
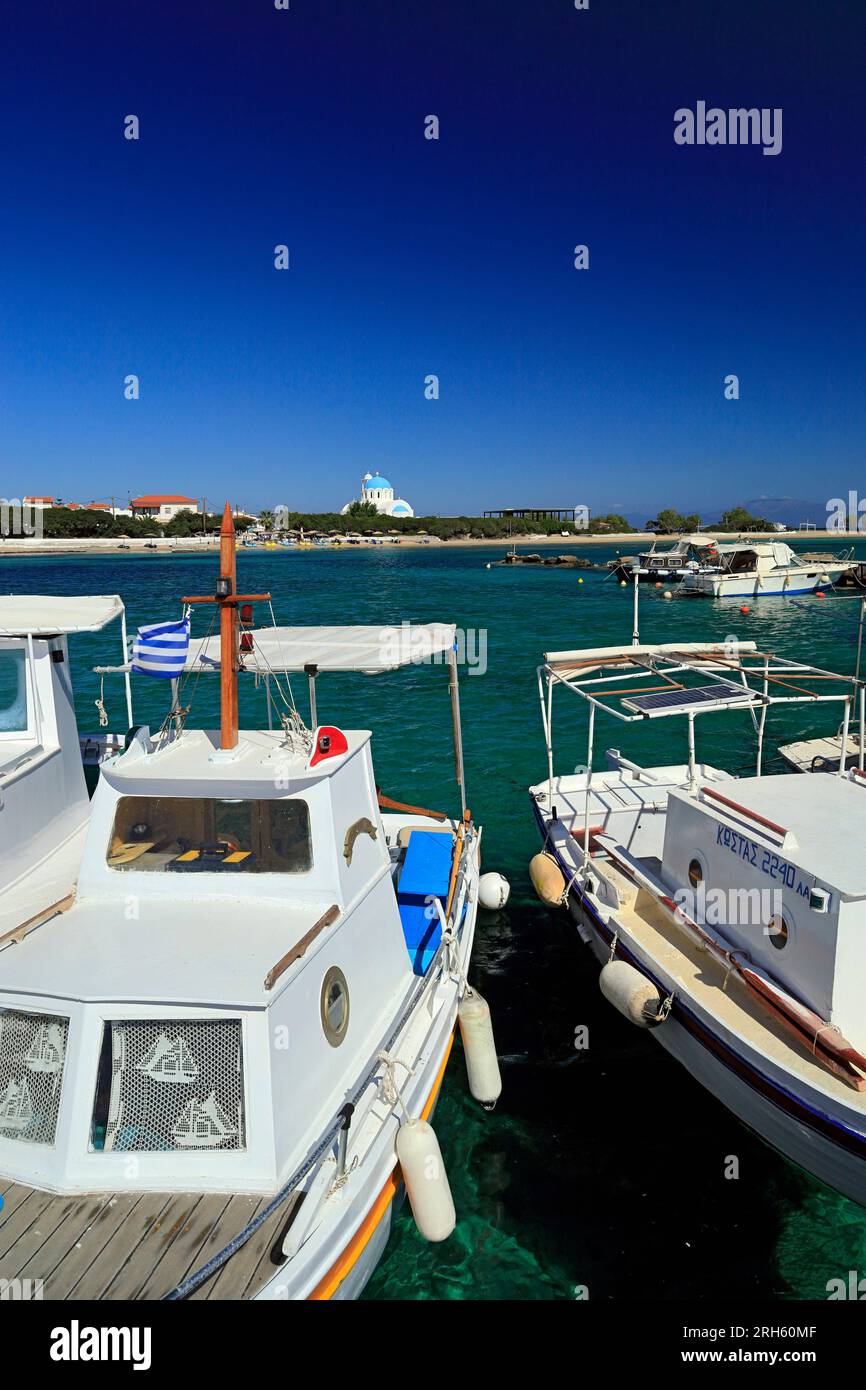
[5,538,866,1300]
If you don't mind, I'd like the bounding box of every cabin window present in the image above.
[687,858,703,890]
[320,967,350,1047]
[0,650,27,734]
[107,796,313,874]
[767,913,789,951]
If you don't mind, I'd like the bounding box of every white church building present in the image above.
[341,472,415,519]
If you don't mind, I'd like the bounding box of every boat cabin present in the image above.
[660,772,866,1052]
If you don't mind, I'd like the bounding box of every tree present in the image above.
[646,508,687,533]
[258,509,275,531]
[346,499,379,518]
[716,506,773,533]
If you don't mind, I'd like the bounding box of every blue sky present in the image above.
[1,0,864,518]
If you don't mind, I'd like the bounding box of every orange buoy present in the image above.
[816,590,826,598]
[655,582,662,589]
[739,605,750,614]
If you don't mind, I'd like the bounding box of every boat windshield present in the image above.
[0,649,27,734]
[107,795,313,874]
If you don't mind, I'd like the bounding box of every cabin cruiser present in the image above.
[0,507,499,1300]
[528,638,866,1206]
[609,534,721,584]
[0,596,131,942]
[679,540,855,597]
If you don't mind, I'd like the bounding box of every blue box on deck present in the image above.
[396,830,452,975]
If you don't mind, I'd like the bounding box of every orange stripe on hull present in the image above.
[308,1030,456,1300]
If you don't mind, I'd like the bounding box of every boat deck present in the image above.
[0,1176,301,1299]
[778,732,864,774]
[593,855,866,1112]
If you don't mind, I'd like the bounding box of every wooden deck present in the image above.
[0,1176,301,1299]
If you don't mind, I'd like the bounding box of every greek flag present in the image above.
[131,614,191,679]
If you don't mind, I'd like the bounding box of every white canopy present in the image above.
[0,594,125,636]
[100,622,457,675]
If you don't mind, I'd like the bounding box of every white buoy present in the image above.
[529,851,566,908]
[459,990,502,1107]
[599,960,661,1028]
[486,563,491,569]
[663,590,673,600]
[479,871,510,910]
[396,1119,456,1241]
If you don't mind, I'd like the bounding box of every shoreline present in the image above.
[0,530,854,559]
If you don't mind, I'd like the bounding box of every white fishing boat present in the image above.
[0,596,132,943]
[0,506,501,1301]
[610,534,721,584]
[679,539,855,597]
[528,638,866,1207]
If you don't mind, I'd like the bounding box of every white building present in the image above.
[341,473,414,519]
[130,494,200,522]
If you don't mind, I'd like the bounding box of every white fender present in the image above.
[396,1119,456,1242]
[458,991,502,1107]
[479,871,510,910]
[599,959,662,1028]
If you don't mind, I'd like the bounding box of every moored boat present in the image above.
[0,505,501,1300]
[679,539,856,597]
[609,534,721,583]
[0,596,132,941]
[528,637,866,1206]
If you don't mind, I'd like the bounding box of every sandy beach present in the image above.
[0,530,851,559]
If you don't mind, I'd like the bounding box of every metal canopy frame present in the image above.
[537,641,865,868]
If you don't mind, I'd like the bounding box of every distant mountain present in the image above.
[612,497,828,530]
[717,497,828,528]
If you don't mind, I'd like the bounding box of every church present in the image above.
[341,472,415,518]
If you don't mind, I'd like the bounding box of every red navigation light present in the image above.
[309,725,349,767]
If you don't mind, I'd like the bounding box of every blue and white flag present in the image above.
[131,614,191,679]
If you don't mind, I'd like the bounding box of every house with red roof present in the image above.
[130,494,200,522]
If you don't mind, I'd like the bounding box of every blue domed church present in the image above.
[341,472,415,518]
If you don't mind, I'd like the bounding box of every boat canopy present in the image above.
[98,622,458,675]
[0,594,125,636]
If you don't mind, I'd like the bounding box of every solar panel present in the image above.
[621,682,759,716]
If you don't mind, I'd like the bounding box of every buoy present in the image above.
[479,871,510,910]
[654,581,662,589]
[396,1119,456,1241]
[619,580,627,587]
[739,605,749,614]
[578,577,583,584]
[663,589,672,600]
[459,991,502,1107]
[599,960,662,1028]
[485,563,491,569]
[529,851,566,908]
[816,590,825,599]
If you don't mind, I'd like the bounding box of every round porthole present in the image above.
[767,913,789,951]
[321,966,350,1046]
[688,857,703,889]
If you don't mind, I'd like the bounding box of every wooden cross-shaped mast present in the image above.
[182,502,271,749]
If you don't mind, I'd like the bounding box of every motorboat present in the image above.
[679,540,856,597]
[609,534,721,583]
[0,596,131,942]
[528,637,866,1206]
[0,506,500,1300]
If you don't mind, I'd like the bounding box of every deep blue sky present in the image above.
[1,0,864,518]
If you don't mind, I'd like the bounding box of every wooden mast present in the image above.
[182,501,271,752]
[219,501,239,748]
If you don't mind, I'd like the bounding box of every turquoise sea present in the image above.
[6,538,866,1301]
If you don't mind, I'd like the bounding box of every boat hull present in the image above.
[532,804,866,1208]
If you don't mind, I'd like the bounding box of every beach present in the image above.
[0,530,849,558]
